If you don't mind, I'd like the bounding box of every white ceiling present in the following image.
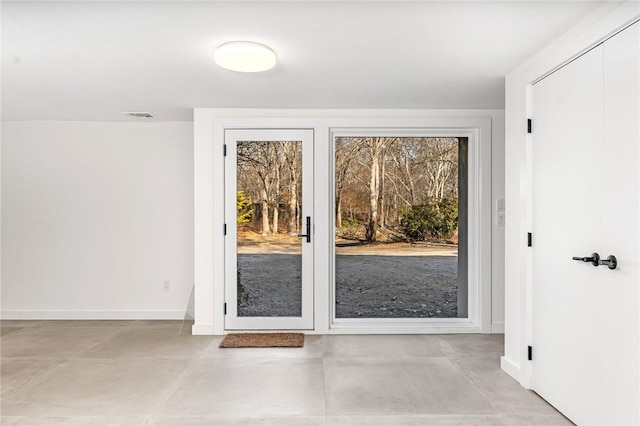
[2,1,609,121]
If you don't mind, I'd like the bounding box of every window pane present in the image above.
[334,137,467,319]
[236,140,303,317]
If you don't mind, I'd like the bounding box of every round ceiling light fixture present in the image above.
[214,41,277,72]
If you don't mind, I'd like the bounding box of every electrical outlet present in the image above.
[497,198,505,212]
[163,280,171,291]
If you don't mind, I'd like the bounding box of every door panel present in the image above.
[601,22,640,424]
[224,129,314,330]
[532,21,640,425]
[532,45,604,424]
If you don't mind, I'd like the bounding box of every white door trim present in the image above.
[193,110,493,335]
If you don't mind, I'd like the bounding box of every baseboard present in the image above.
[0,310,185,320]
[491,322,505,333]
[192,323,217,335]
[501,356,521,381]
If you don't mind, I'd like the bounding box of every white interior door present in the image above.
[531,22,639,425]
[532,44,604,424]
[224,129,314,330]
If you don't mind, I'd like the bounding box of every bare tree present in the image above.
[272,143,281,234]
[283,142,301,235]
[335,138,363,228]
[237,141,276,236]
[364,137,384,242]
[333,136,460,239]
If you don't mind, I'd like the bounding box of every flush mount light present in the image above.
[214,41,276,72]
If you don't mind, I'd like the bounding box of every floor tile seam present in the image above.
[320,357,329,418]
[72,355,203,362]
[0,322,41,328]
[0,415,153,420]
[3,325,131,353]
[0,330,34,343]
[0,356,80,361]
[6,324,132,330]
[321,355,452,362]
[324,408,500,417]
[0,357,72,399]
[174,415,326,422]
[502,409,567,419]
[423,334,448,345]
[324,413,507,419]
[443,354,503,416]
[445,355,498,378]
[122,324,186,330]
[0,329,28,339]
[199,355,325,360]
[490,399,562,410]
[0,322,138,328]
[74,325,149,357]
[449,354,506,360]
[440,351,506,359]
[447,357,554,410]
[198,354,325,361]
[148,357,205,417]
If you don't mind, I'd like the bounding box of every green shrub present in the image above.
[237,191,253,224]
[340,219,361,240]
[399,198,458,241]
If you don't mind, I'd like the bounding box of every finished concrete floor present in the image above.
[0,321,571,425]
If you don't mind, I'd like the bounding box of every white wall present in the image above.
[1,121,194,319]
[503,2,640,386]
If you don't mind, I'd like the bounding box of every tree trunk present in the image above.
[261,187,270,236]
[366,138,381,242]
[272,205,279,235]
[336,190,343,228]
[272,162,280,234]
[286,144,300,235]
[404,151,416,205]
[379,155,386,229]
[289,178,298,235]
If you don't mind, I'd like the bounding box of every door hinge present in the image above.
[527,232,532,247]
[224,303,227,315]
[527,119,532,134]
[528,345,533,361]
[223,144,227,156]
[224,224,227,235]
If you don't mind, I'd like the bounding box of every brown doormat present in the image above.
[219,332,304,348]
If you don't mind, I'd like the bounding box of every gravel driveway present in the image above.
[237,253,458,318]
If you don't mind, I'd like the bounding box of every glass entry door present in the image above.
[224,129,314,330]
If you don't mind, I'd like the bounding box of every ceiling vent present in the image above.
[123,112,155,119]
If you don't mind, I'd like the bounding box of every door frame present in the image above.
[193,110,493,335]
[329,128,481,332]
[223,128,315,330]
[502,7,640,388]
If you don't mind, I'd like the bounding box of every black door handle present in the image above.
[572,253,618,270]
[297,216,311,243]
[598,255,617,270]
[572,253,600,267]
